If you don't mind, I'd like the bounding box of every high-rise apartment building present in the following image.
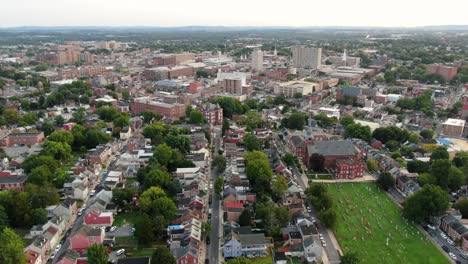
[291,45,322,69]
[251,49,263,72]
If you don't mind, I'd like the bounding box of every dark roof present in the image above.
[449,221,468,236]
[307,140,358,156]
[290,135,304,148]
[62,198,76,207]
[238,233,268,246]
[289,231,302,239]
[299,223,318,236]
[116,257,151,264]
[0,175,27,184]
[274,252,287,261]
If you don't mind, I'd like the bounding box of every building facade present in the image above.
[291,46,322,69]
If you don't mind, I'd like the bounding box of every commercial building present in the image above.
[0,132,45,147]
[273,81,322,97]
[142,67,169,81]
[442,118,466,137]
[131,97,186,119]
[251,49,263,72]
[217,71,252,95]
[318,107,340,119]
[426,64,458,81]
[291,46,322,69]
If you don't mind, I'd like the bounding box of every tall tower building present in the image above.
[251,49,263,72]
[291,45,322,69]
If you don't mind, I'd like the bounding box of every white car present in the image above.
[449,252,457,260]
[77,209,83,216]
[55,244,61,252]
[116,249,126,256]
[447,238,455,245]
[440,232,448,239]
[110,226,117,232]
[307,206,311,213]
[427,224,436,230]
[319,233,324,239]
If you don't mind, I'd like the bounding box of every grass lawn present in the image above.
[326,183,449,264]
[113,212,141,227]
[307,173,333,180]
[249,255,273,264]
[115,237,165,258]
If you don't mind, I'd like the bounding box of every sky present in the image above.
[1,0,468,28]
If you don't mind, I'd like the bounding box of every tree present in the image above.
[385,140,399,152]
[417,173,436,187]
[345,123,371,142]
[245,157,272,194]
[282,112,306,130]
[0,205,8,231]
[151,246,176,264]
[97,106,119,122]
[201,222,211,239]
[377,172,395,191]
[3,109,19,125]
[408,133,420,144]
[54,115,65,127]
[407,160,430,173]
[71,107,87,125]
[244,111,263,131]
[366,159,378,172]
[453,151,468,168]
[112,188,137,207]
[340,116,355,127]
[454,199,468,219]
[134,213,155,244]
[86,243,108,264]
[448,166,464,191]
[48,130,74,145]
[188,109,205,124]
[430,146,449,162]
[164,134,191,154]
[41,121,55,136]
[400,146,414,158]
[403,184,450,223]
[27,165,52,185]
[0,228,26,264]
[142,111,160,124]
[214,177,223,197]
[238,210,252,226]
[243,134,261,151]
[341,252,359,264]
[318,209,337,229]
[222,118,230,136]
[22,154,60,173]
[430,159,452,190]
[212,155,227,174]
[142,169,172,192]
[42,141,72,162]
[33,208,47,225]
[271,175,288,197]
[420,129,434,139]
[282,153,296,167]
[309,153,325,171]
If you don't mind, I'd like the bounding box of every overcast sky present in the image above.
[1,0,468,28]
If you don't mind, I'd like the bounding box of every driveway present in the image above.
[108,251,126,263]
[109,226,134,237]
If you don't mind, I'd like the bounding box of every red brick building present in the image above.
[0,172,27,191]
[168,66,194,79]
[131,97,186,119]
[199,102,223,125]
[84,210,114,227]
[69,226,104,253]
[426,64,458,81]
[0,132,45,147]
[335,159,364,179]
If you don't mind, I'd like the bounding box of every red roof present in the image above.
[84,211,113,225]
[225,202,243,209]
[463,104,468,110]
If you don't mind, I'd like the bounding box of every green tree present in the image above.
[54,115,64,127]
[430,159,452,190]
[420,129,434,139]
[142,111,161,124]
[453,151,468,168]
[366,159,378,172]
[345,123,371,142]
[340,116,355,127]
[142,169,172,191]
[27,165,52,185]
[201,222,211,239]
[448,166,464,191]
[238,210,252,226]
[341,252,359,264]
[407,160,430,173]
[41,121,55,136]
[188,109,205,124]
[385,140,400,152]
[282,153,296,167]
[271,175,288,197]
[33,208,47,225]
[222,118,230,136]
[243,134,261,151]
[245,155,272,194]
[48,130,74,145]
[42,141,72,162]
[318,208,337,229]
[403,184,450,223]
[135,213,155,244]
[377,172,395,191]
[151,246,176,264]
[430,146,449,162]
[3,109,19,125]
[454,199,468,219]
[112,188,137,207]
[86,243,109,264]
[215,176,224,197]
[71,107,87,125]
[417,173,436,187]
[212,155,227,174]
[165,134,191,154]
[408,133,420,144]
[282,112,306,130]
[97,106,119,122]
[139,187,176,224]
[244,111,263,131]
[400,146,414,158]
[0,228,26,264]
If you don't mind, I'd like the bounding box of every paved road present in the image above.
[273,135,341,263]
[430,227,467,263]
[208,126,223,264]
[51,134,137,263]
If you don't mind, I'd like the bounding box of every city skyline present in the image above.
[2,0,468,28]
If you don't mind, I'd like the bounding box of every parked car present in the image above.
[447,238,455,245]
[116,249,125,256]
[55,244,61,252]
[427,224,436,230]
[449,252,457,260]
[442,246,450,253]
[440,232,448,239]
[110,226,117,232]
[77,209,83,216]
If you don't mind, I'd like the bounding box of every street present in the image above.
[208,126,222,264]
[273,134,342,263]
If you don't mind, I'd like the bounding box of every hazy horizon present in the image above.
[2,0,468,28]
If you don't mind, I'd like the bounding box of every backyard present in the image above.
[113,212,141,227]
[326,183,449,264]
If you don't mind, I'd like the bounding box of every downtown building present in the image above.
[291,45,322,70]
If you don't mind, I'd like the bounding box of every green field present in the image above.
[326,183,449,264]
